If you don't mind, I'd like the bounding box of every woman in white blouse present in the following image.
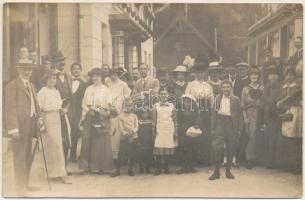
[78,68,114,174]
[37,70,70,184]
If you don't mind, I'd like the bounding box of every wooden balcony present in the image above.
[110,3,154,42]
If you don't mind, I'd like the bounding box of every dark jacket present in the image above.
[211,94,243,134]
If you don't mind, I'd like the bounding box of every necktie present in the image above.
[26,82,36,117]
[142,79,146,91]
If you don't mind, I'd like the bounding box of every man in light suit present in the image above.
[4,59,42,194]
[209,80,243,180]
[133,63,159,96]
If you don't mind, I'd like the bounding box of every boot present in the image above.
[110,159,120,177]
[209,163,220,180]
[128,159,135,176]
[225,162,235,179]
[154,157,162,176]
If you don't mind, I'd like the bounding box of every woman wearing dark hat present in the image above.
[37,69,70,184]
[78,67,114,174]
[276,69,302,173]
[185,60,214,166]
[241,66,264,169]
[261,65,282,169]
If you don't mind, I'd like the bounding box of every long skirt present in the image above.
[79,114,114,171]
[276,135,302,172]
[41,111,67,178]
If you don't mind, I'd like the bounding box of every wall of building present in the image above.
[141,37,154,75]
[57,4,80,71]
[79,3,113,74]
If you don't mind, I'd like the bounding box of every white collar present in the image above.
[283,82,297,88]
[19,76,30,86]
[240,76,248,80]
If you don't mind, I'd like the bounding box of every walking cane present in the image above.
[39,135,51,191]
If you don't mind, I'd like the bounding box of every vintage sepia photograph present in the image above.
[2,2,303,198]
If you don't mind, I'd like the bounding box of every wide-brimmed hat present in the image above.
[208,61,223,73]
[173,65,188,73]
[51,51,66,62]
[236,62,249,68]
[41,55,51,65]
[88,67,102,77]
[15,59,37,69]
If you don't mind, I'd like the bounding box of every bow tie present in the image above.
[73,78,81,81]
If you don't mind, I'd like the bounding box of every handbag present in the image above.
[91,111,110,136]
[279,109,293,122]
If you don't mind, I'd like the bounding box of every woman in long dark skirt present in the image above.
[78,68,114,174]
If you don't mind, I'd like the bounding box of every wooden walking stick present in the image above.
[39,135,51,191]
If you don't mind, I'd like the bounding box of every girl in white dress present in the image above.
[37,70,70,184]
[152,88,177,176]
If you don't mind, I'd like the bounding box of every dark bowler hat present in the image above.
[15,58,38,69]
[88,67,102,77]
[192,54,209,72]
[41,55,51,65]
[266,64,278,76]
[51,51,66,62]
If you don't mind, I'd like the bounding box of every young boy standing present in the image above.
[209,80,243,180]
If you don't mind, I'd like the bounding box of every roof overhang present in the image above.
[109,13,152,44]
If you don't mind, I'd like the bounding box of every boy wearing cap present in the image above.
[4,59,42,194]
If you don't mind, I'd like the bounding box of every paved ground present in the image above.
[3,149,302,198]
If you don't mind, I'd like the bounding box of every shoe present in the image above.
[79,170,89,175]
[145,167,151,174]
[225,171,235,179]
[128,169,135,176]
[188,167,197,173]
[245,161,253,169]
[176,167,188,174]
[139,168,145,174]
[110,170,120,177]
[67,172,73,176]
[232,162,239,168]
[153,169,161,176]
[164,168,170,174]
[59,177,72,184]
[26,186,40,192]
[208,172,220,180]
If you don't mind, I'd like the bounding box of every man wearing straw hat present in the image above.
[4,59,42,194]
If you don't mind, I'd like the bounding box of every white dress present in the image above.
[154,103,175,149]
[37,87,67,178]
[107,79,131,113]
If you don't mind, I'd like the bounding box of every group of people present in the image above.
[4,46,302,195]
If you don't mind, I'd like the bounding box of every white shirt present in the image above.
[19,77,36,117]
[72,76,80,94]
[37,87,62,111]
[108,79,131,113]
[218,95,231,116]
[56,69,65,82]
[185,79,214,106]
[82,84,113,115]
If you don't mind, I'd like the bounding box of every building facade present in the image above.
[247,4,303,66]
[3,3,155,84]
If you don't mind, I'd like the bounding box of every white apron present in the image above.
[154,103,175,148]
